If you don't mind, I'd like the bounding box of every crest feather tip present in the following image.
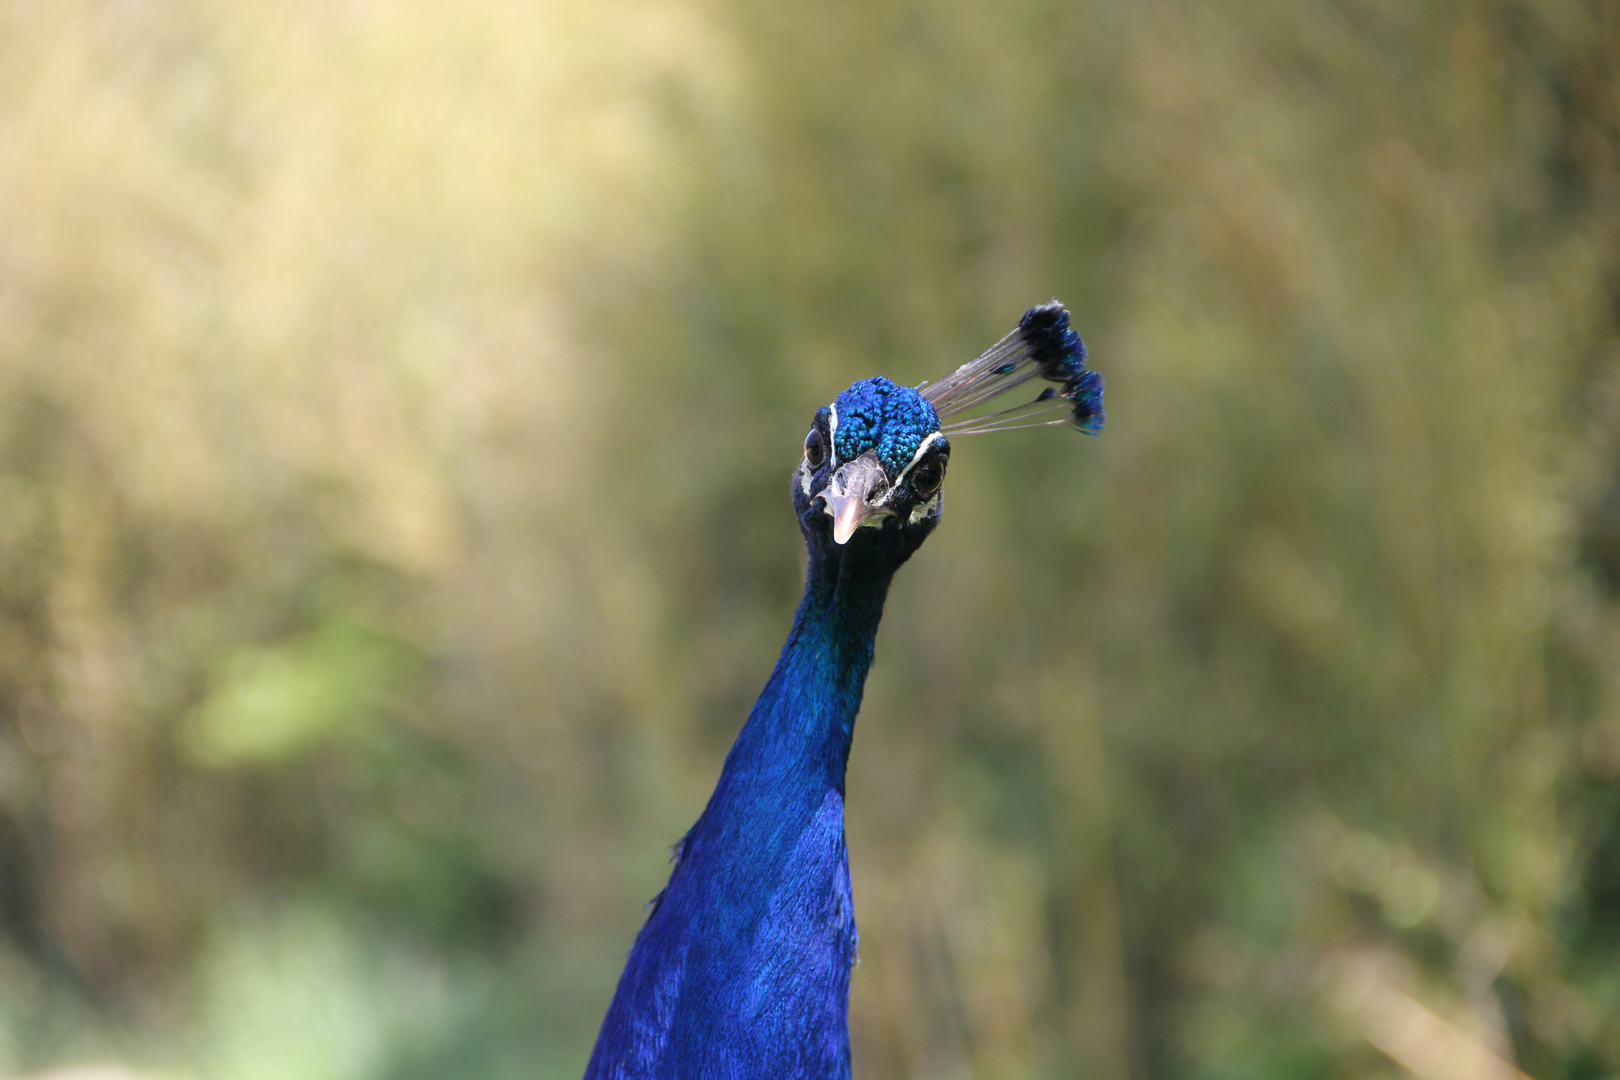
[923,300,1104,439]
[1067,370,1105,434]
[1018,302,1089,384]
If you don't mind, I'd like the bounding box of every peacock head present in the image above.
[792,302,1104,567]
[793,377,948,562]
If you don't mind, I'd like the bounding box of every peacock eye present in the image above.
[911,456,945,497]
[804,428,827,468]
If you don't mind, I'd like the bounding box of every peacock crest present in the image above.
[923,301,1105,436]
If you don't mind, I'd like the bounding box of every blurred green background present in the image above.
[0,1,1617,1078]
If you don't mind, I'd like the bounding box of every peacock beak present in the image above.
[820,451,892,545]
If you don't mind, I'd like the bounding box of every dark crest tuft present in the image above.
[1019,302,1089,384]
[919,301,1105,437]
[1067,369,1105,434]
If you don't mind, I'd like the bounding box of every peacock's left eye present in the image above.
[804,428,827,468]
[910,456,945,497]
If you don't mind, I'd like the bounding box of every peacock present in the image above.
[584,303,1104,1079]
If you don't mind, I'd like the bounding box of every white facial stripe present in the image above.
[892,431,944,490]
[908,491,940,525]
[802,405,837,500]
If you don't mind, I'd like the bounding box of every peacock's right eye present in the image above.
[804,428,827,468]
[910,456,945,497]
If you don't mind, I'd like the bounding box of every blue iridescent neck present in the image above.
[717,545,894,797]
[581,541,894,1079]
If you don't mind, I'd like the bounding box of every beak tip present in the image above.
[828,494,871,545]
[831,505,861,545]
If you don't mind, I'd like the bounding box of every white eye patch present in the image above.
[892,432,944,491]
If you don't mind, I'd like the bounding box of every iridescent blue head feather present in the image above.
[831,377,940,475]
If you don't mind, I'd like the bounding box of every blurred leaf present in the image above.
[182,621,412,767]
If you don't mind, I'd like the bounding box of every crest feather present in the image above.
[920,302,1105,437]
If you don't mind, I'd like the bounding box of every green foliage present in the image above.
[184,620,414,767]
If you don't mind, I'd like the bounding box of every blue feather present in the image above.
[584,550,887,1080]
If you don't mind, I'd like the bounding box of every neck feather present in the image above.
[714,547,894,802]
[581,540,898,1078]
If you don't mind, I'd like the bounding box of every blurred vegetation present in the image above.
[0,1,1617,1078]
